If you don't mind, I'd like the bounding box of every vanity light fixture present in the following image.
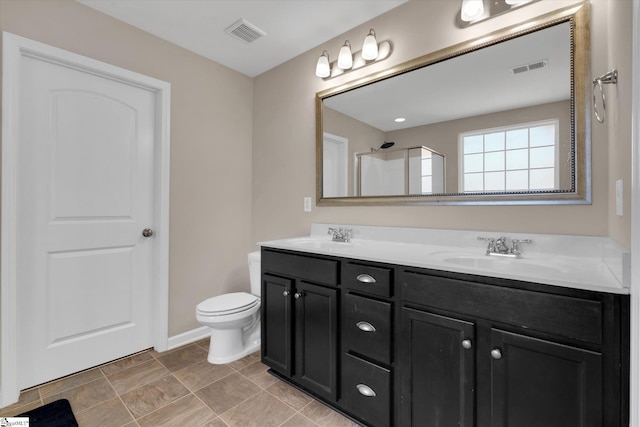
[337,40,353,69]
[361,29,378,60]
[457,0,538,27]
[315,51,331,78]
[314,28,392,79]
[460,0,484,22]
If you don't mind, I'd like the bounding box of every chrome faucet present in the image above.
[478,236,532,258]
[328,227,352,242]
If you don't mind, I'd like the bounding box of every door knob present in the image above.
[294,292,303,299]
[491,348,502,360]
[142,228,154,238]
[461,339,472,349]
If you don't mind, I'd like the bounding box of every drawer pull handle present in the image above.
[356,383,377,397]
[356,321,376,332]
[283,290,290,297]
[294,292,303,299]
[491,348,502,360]
[356,274,376,284]
[461,339,472,349]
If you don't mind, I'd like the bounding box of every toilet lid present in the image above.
[197,292,258,315]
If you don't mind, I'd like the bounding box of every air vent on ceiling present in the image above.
[225,18,267,44]
[510,58,549,75]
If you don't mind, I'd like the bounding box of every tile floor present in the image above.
[0,338,361,427]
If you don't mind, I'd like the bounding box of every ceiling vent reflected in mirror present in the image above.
[225,18,267,44]
[510,59,548,75]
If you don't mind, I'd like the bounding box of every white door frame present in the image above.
[1,32,171,406]
[631,1,640,425]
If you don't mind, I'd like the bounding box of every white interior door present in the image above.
[14,43,158,389]
[323,132,348,197]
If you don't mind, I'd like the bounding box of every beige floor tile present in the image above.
[120,375,190,419]
[238,361,279,389]
[136,394,216,427]
[195,372,260,415]
[173,360,234,392]
[227,351,260,371]
[156,344,208,372]
[0,400,42,418]
[280,413,320,427]
[74,396,135,427]
[265,380,313,410]
[100,351,155,376]
[300,399,361,427]
[106,359,171,395]
[43,377,116,413]
[39,368,104,398]
[194,337,210,351]
[198,419,227,427]
[0,388,41,416]
[220,390,295,427]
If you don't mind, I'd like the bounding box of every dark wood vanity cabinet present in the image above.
[401,268,628,427]
[340,261,394,427]
[261,250,340,402]
[261,248,629,427]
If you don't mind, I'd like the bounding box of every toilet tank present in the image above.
[248,251,262,296]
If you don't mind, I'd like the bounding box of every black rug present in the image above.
[16,399,78,427]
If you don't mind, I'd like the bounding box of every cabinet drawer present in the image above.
[343,262,392,297]
[342,353,391,427]
[401,270,603,345]
[343,293,392,364]
[262,249,339,286]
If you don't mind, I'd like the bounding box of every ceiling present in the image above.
[76,0,408,77]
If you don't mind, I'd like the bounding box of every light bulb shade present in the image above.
[361,29,378,61]
[461,0,484,21]
[315,51,330,78]
[337,41,353,70]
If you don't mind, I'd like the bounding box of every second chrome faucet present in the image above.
[478,236,532,258]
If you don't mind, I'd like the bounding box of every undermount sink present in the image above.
[441,256,564,275]
[428,251,566,276]
[285,237,366,251]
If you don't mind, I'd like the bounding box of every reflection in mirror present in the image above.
[316,3,589,205]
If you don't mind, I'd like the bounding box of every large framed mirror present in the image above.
[316,2,590,205]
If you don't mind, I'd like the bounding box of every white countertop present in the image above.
[259,224,630,295]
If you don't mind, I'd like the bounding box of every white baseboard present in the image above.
[165,326,210,352]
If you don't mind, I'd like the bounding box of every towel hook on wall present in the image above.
[593,68,618,123]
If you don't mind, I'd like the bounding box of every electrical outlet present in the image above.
[616,179,623,216]
[304,197,312,212]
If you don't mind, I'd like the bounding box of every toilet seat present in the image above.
[197,292,259,316]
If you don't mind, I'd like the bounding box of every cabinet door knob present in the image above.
[461,339,472,349]
[356,321,376,332]
[356,274,376,283]
[294,292,303,299]
[356,383,377,397]
[491,348,502,360]
[283,290,290,297]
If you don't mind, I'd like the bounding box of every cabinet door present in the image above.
[261,274,293,376]
[490,328,602,427]
[295,281,339,401]
[401,307,475,427]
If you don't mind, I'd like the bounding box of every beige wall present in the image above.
[0,0,255,336]
[253,0,633,249]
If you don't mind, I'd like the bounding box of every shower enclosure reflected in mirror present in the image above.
[316,2,590,205]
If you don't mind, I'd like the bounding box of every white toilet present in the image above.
[196,251,261,364]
